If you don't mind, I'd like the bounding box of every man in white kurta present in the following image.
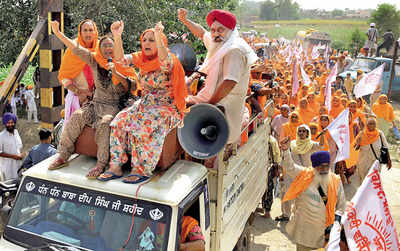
[178,8,258,144]
[280,139,346,251]
[25,87,38,123]
[0,113,23,180]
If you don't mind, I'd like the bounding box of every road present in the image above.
[250,160,400,250]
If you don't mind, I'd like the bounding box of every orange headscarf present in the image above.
[372,95,395,123]
[93,36,138,86]
[283,169,340,227]
[358,127,380,147]
[281,111,302,141]
[180,216,199,243]
[329,98,344,119]
[131,29,187,113]
[58,20,99,85]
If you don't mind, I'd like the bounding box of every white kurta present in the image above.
[281,150,346,249]
[0,129,23,180]
[25,90,36,111]
[357,130,388,182]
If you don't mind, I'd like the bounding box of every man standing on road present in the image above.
[365,23,378,57]
[22,128,57,169]
[0,113,23,180]
[280,137,346,251]
[178,8,258,145]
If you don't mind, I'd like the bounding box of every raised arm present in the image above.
[178,8,206,39]
[280,137,304,179]
[110,20,125,61]
[51,21,78,51]
[154,22,168,62]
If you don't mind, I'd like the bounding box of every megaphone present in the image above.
[170,43,197,73]
[178,104,229,159]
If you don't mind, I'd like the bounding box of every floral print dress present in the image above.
[109,54,182,176]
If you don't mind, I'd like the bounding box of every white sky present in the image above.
[253,0,400,11]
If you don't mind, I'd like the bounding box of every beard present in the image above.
[313,169,331,193]
[206,29,233,59]
[6,125,15,133]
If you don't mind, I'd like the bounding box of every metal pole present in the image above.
[388,38,399,99]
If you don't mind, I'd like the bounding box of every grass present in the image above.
[248,19,369,50]
[0,64,36,87]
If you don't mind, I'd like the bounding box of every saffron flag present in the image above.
[324,63,338,112]
[327,161,400,251]
[354,63,385,98]
[326,108,350,163]
[292,59,299,96]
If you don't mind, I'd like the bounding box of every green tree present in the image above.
[369,3,400,40]
[260,0,299,20]
[0,0,236,66]
[260,1,278,20]
[350,28,365,55]
[331,9,344,18]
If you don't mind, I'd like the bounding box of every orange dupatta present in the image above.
[283,169,340,227]
[181,216,199,243]
[358,128,380,147]
[58,20,99,85]
[372,97,395,123]
[131,29,187,113]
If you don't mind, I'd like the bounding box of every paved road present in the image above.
[250,163,400,250]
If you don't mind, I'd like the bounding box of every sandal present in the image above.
[122,174,150,184]
[86,165,106,180]
[48,157,68,170]
[275,215,289,222]
[97,171,123,182]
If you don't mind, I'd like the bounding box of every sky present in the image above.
[253,0,400,11]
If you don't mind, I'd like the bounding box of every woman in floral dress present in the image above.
[98,21,187,183]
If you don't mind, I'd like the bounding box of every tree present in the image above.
[260,0,299,20]
[369,3,400,40]
[331,9,344,18]
[350,28,365,55]
[260,1,278,20]
[0,0,236,66]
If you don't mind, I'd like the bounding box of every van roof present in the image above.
[23,154,208,206]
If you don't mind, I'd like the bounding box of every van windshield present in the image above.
[349,58,376,72]
[5,177,171,251]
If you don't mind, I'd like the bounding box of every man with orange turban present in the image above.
[178,8,258,144]
[58,20,98,122]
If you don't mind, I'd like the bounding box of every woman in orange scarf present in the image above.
[355,117,391,183]
[49,21,137,177]
[372,94,395,125]
[329,96,344,119]
[180,216,205,249]
[281,111,302,141]
[58,19,98,122]
[98,21,187,184]
[297,98,314,124]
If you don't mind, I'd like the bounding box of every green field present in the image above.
[249,19,369,50]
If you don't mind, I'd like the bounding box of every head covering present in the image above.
[291,124,314,154]
[131,29,187,113]
[370,23,375,27]
[58,19,99,88]
[93,35,138,86]
[281,104,290,111]
[372,94,395,123]
[2,112,17,125]
[206,9,237,30]
[311,151,330,167]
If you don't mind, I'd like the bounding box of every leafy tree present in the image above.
[260,0,299,20]
[331,9,344,18]
[350,28,365,55]
[369,3,400,40]
[0,0,236,66]
[260,1,278,20]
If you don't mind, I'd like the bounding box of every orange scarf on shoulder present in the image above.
[181,216,199,243]
[358,128,380,147]
[283,169,340,227]
[58,20,99,85]
[131,29,187,113]
[372,100,395,123]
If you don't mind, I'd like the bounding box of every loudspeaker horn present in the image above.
[178,103,229,159]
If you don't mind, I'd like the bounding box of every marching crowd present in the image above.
[0,6,398,251]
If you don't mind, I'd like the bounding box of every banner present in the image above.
[311,45,320,59]
[354,64,385,98]
[324,63,338,112]
[327,161,400,251]
[327,108,350,163]
[300,65,312,86]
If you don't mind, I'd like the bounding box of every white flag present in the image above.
[327,108,350,163]
[300,65,311,86]
[343,161,400,251]
[354,64,385,98]
[325,63,338,112]
[292,59,299,96]
[311,45,320,59]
